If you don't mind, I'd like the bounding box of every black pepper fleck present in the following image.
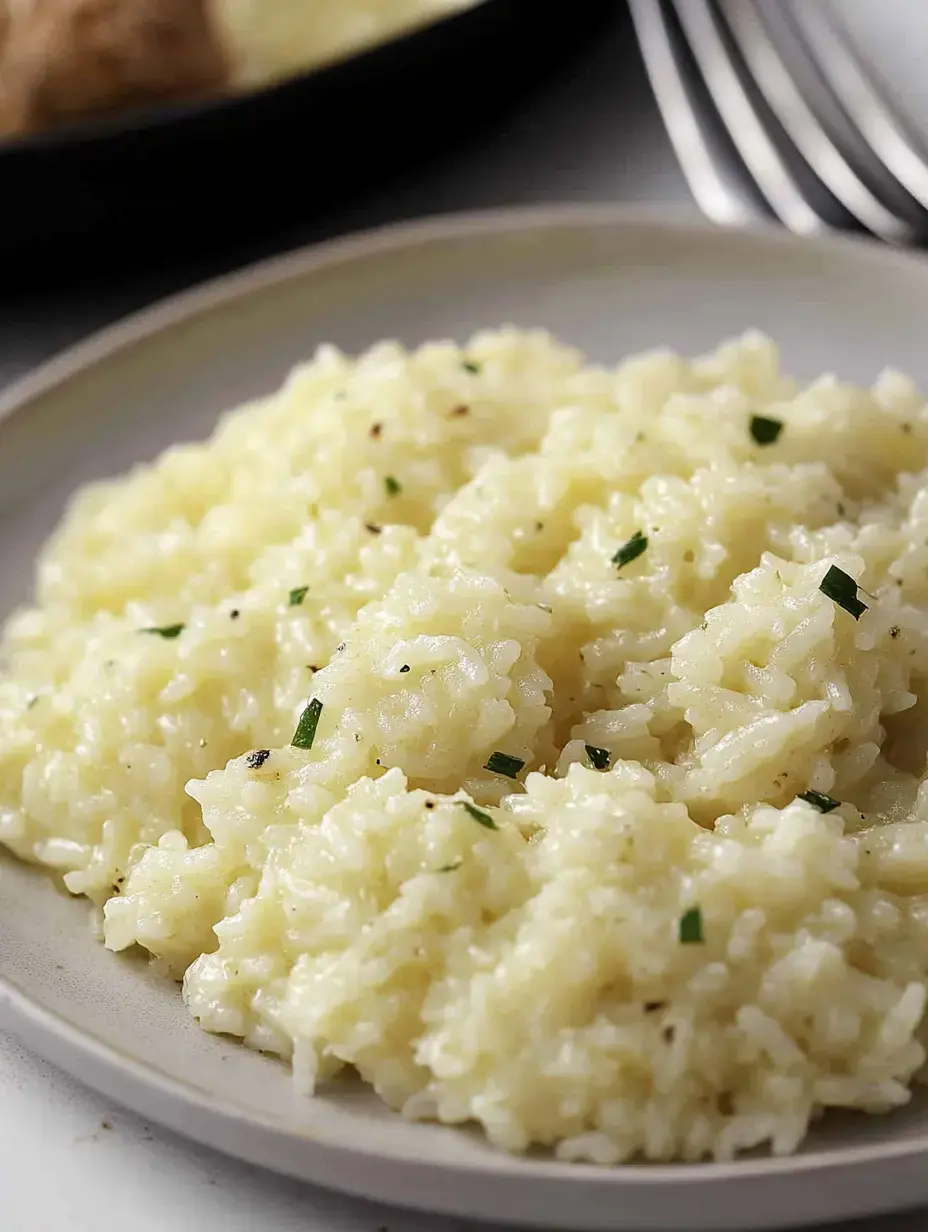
[370,422,383,438]
[891,626,901,639]
[365,522,382,535]
[400,664,411,673]
[246,750,271,769]
[230,609,240,620]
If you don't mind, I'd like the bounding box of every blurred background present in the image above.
[3,0,928,380]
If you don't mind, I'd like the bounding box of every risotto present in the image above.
[3,328,928,1163]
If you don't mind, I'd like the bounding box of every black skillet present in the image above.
[1,0,618,277]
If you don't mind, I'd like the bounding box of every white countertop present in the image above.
[2,10,927,1229]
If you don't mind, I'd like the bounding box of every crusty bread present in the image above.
[0,0,229,136]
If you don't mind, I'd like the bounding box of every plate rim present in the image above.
[5,202,928,1206]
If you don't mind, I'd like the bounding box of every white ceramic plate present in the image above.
[3,207,928,1232]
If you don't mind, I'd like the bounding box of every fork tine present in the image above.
[670,0,830,235]
[795,2,928,213]
[628,0,768,227]
[717,0,918,244]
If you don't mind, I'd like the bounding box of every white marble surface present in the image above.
[2,7,928,1229]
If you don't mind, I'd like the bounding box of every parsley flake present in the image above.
[289,586,309,607]
[384,475,402,497]
[819,565,868,620]
[141,623,184,639]
[679,906,704,944]
[798,790,840,814]
[291,698,323,750]
[459,800,498,830]
[612,531,648,570]
[750,415,783,445]
[585,744,611,771]
[484,751,525,779]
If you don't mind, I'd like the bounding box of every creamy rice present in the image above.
[4,328,928,1162]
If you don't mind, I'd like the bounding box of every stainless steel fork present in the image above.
[629,0,928,244]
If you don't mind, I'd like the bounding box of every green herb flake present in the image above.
[585,744,611,771]
[679,906,704,944]
[291,698,323,750]
[819,564,868,620]
[459,800,499,830]
[461,360,481,374]
[384,475,402,497]
[141,623,185,640]
[484,751,526,779]
[749,415,783,445]
[612,530,648,570]
[798,789,841,814]
[289,585,309,607]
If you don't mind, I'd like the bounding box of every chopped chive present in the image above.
[484,751,526,779]
[819,565,868,620]
[585,744,611,771]
[750,415,783,445]
[246,750,271,769]
[141,623,184,639]
[291,698,323,750]
[461,360,481,374]
[459,800,498,830]
[437,860,462,873]
[798,789,840,814]
[384,475,402,497]
[289,585,309,607]
[679,906,704,944]
[612,530,648,570]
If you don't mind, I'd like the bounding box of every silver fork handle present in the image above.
[671,0,827,235]
[719,0,915,244]
[627,0,766,227]
[795,1,928,213]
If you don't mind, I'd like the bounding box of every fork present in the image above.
[792,1,928,216]
[629,0,928,244]
[716,0,923,244]
[627,0,769,228]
